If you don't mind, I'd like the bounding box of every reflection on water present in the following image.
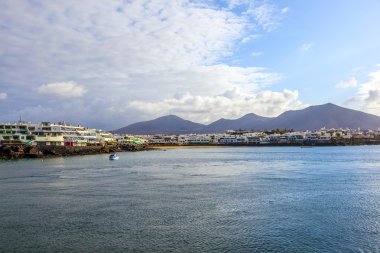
[1,146,380,252]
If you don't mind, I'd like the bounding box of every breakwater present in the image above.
[0,144,151,160]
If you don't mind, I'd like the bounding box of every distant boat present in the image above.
[109,153,119,160]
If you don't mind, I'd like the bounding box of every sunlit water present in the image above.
[1,146,380,252]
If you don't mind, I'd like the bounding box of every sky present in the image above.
[1,0,380,130]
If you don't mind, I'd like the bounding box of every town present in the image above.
[1,121,380,148]
[144,129,380,146]
[0,121,149,159]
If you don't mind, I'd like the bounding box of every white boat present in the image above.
[109,153,119,160]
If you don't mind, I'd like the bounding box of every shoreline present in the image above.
[2,141,380,160]
[0,144,151,160]
[150,141,380,149]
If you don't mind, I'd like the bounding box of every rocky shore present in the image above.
[0,144,151,160]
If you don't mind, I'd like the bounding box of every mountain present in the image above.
[265,103,380,130]
[113,115,205,134]
[113,103,380,134]
[200,113,271,133]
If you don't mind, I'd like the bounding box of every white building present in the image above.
[0,122,35,145]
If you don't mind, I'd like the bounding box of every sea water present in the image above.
[1,146,380,252]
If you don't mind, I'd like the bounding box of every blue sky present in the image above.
[227,0,380,101]
[0,0,380,129]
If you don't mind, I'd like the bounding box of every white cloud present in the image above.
[245,3,278,31]
[228,0,251,9]
[228,1,283,32]
[241,34,259,44]
[346,70,380,115]
[335,77,358,88]
[0,0,290,128]
[281,7,290,14]
[129,88,307,123]
[0,92,7,100]
[37,81,87,97]
[301,42,315,51]
[251,52,263,57]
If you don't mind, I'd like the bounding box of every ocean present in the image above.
[1,146,380,252]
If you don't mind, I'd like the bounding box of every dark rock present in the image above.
[1,144,151,160]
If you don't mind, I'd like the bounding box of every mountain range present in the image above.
[113,103,380,134]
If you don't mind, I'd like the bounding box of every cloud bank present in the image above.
[37,81,87,97]
[347,70,380,115]
[129,88,306,123]
[0,0,302,129]
[345,70,380,116]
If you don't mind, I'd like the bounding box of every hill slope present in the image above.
[266,103,380,130]
[200,113,271,133]
[113,115,205,134]
[113,104,380,134]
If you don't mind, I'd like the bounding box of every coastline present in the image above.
[0,144,151,160]
[150,139,380,149]
[2,140,380,160]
